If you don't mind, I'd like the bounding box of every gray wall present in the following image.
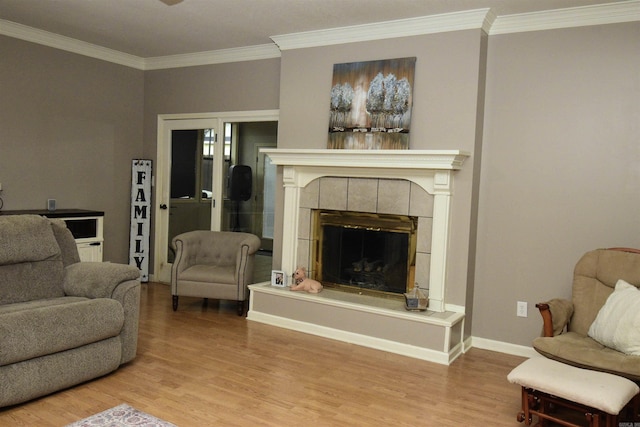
[275,21,640,347]
[475,22,640,346]
[276,31,487,317]
[143,59,281,161]
[142,59,281,267]
[1,18,638,349]
[0,36,143,263]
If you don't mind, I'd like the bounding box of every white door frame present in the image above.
[154,110,279,283]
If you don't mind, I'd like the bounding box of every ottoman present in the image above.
[508,357,639,427]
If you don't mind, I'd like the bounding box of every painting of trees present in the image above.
[328,57,415,149]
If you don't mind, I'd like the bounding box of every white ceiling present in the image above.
[0,0,615,58]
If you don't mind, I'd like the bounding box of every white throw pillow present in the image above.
[588,279,640,355]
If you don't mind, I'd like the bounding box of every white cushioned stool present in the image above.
[508,357,639,427]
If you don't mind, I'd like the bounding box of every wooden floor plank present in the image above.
[0,283,526,426]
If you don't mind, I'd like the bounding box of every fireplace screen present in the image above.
[313,210,417,297]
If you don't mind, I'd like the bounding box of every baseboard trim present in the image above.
[470,336,539,359]
[248,307,538,362]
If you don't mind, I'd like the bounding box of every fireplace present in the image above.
[314,210,418,298]
[248,149,470,364]
[257,148,469,312]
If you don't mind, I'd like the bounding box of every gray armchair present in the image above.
[171,230,261,315]
[0,214,140,407]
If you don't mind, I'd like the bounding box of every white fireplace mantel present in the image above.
[263,148,470,312]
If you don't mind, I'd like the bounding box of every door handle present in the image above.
[160,204,168,210]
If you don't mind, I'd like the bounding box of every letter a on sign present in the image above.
[129,159,152,282]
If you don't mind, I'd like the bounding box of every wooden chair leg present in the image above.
[516,387,533,425]
[603,413,617,427]
[172,295,178,311]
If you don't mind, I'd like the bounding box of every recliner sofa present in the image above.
[0,214,141,407]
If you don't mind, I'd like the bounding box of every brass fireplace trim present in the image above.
[312,210,418,299]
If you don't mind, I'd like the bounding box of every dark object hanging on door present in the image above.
[228,165,252,232]
[228,165,252,201]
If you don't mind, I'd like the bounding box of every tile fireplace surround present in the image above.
[248,149,470,364]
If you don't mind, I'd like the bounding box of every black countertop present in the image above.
[0,209,104,218]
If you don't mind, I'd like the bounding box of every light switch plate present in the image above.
[517,301,528,317]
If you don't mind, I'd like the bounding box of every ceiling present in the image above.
[0,0,614,58]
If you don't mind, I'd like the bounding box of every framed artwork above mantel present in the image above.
[328,57,416,150]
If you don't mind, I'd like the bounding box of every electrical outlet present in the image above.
[517,301,528,317]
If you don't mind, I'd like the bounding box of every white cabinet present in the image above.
[0,209,104,262]
[58,213,104,262]
[76,241,103,262]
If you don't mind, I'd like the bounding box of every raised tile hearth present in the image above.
[248,282,465,364]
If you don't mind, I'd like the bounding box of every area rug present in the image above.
[65,404,177,427]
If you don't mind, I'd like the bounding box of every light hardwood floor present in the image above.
[0,283,527,426]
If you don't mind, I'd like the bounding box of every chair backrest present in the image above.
[570,248,640,335]
[49,219,81,267]
[0,215,66,305]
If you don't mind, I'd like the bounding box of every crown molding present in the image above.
[0,19,145,69]
[271,9,492,50]
[2,1,639,69]
[143,44,281,70]
[0,19,280,71]
[490,0,640,35]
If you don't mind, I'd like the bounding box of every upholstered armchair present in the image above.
[171,230,261,315]
[533,248,640,381]
[0,214,140,407]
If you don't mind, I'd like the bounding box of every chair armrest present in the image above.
[171,232,202,275]
[536,298,573,337]
[63,262,141,364]
[234,234,261,285]
[536,303,554,337]
[63,262,141,299]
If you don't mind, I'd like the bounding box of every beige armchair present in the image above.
[534,248,640,381]
[171,230,261,315]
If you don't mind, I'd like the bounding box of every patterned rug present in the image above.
[65,404,177,427]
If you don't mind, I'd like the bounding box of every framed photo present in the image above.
[271,270,287,287]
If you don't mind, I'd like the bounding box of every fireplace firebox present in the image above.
[313,210,418,298]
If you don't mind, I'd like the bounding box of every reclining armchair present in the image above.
[534,248,640,381]
[0,214,141,407]
[171,230,261,315]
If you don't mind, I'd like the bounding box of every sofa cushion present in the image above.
[0,296,87,315]
[0,297,124,366]
[0,260,65,305]
[588,279,640,355]
[571,249,640,336]
[0,215,65,305]
[179,264,235,284]
[533,332,640,381]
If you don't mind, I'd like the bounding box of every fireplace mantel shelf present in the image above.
[261,149,470,170]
